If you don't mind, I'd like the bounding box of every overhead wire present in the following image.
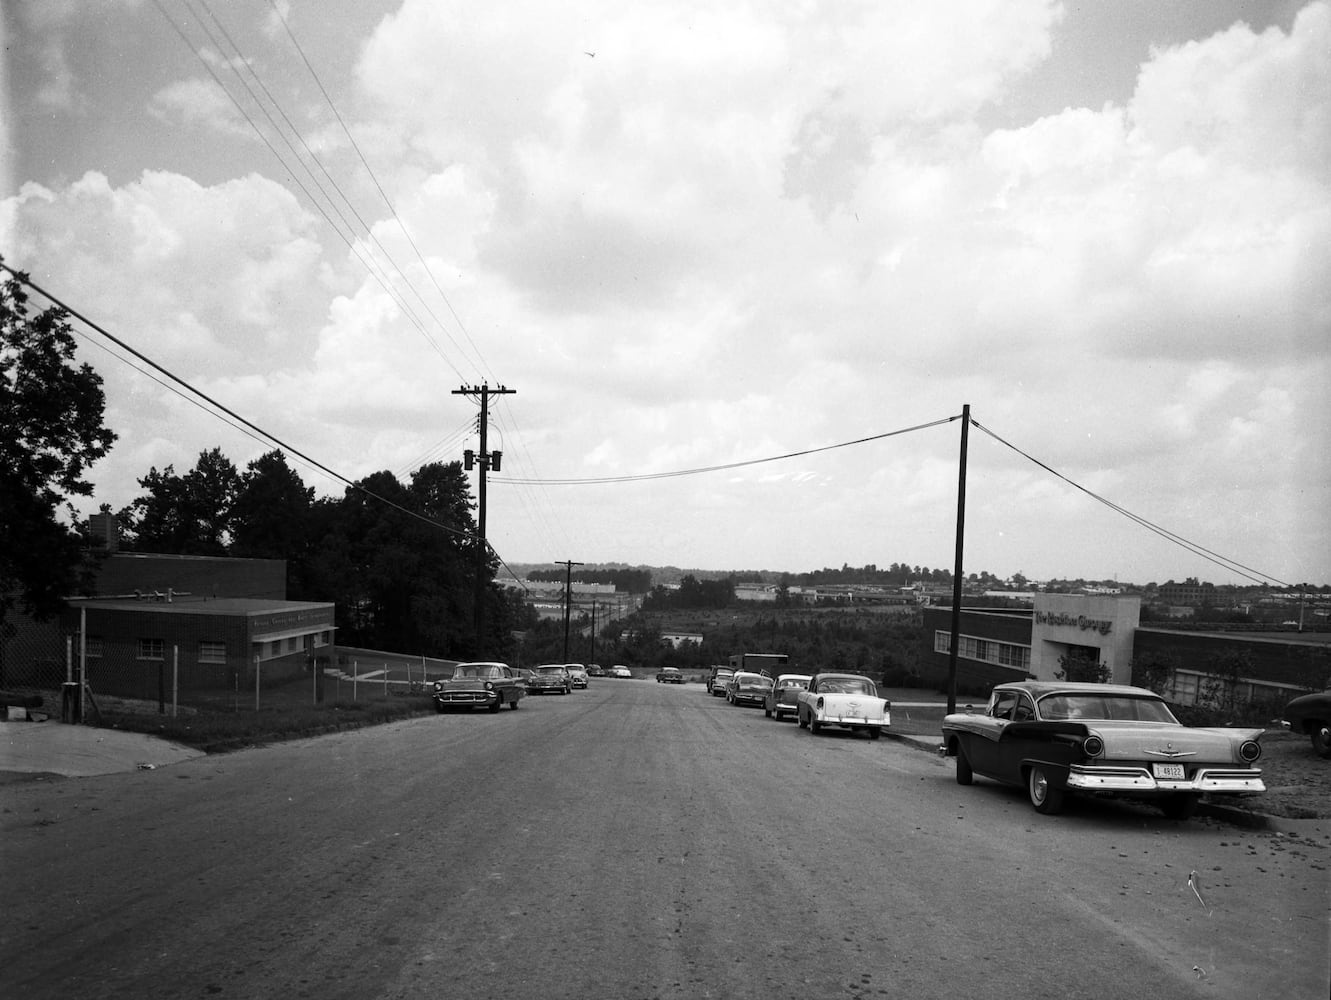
[5,265,480,546]
[970,418,1289,588]
[490,415,961,485]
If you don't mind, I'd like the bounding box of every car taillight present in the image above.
[1081,734,1104,758]
[1239,740,1261,763]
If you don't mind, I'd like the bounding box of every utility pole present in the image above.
[946,403,970,715]
[589,596,597,665]
[452,383,516,648]
[560,559,584,662]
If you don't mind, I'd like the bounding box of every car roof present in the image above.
[993,681,1161,698]
[776,673,812,681]
[813,672,872,681]
[457,661,508,669]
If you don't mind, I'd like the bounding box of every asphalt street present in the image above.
[1,680,1326,1000]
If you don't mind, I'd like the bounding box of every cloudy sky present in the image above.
[3,0,1327,586]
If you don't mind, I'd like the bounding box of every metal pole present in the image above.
[947,404,970,715]
[172,647,179,717]
[254,654,261,711]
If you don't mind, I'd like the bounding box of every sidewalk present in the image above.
[0,719,204,782]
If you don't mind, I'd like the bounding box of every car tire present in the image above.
[955,744,974,786]
[509,698,520,710]
[1160,794,1199,820]
[809,717,821,735]
[489,699,501,714]
[433,702,445,714]
[868,727,881,740]
[1027,765,1064,814]
[798,710,808,729]
[764,706,772,717]
[1312,723,1331,759]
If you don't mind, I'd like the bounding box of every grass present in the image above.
[92,683,437,754]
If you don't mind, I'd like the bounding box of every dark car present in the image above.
[656,667,685,684]
[528,664,573,695]
[764,673,812,720]
[727,671,772,707]
[941,681,1265,819]
[586,664,606,677]
[432,661,525,713]
[1282,690,1331,758]
[706,667,733,697]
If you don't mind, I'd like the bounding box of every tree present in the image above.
[119,448,239,555]
[0,261,116,623]
[1055,648,1111,684]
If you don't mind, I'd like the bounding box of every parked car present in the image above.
[431,662,525,713]
[1281,689,1331,758]
[528,664,573,695]
[796,673,890,739]
[656,667,685,684]
[765,674,813,720]
[941,681,1265,819]
[707,667,734,696]
[586,663,606,677]
[608,665,633,679]
[727,671,772,707]
[565,664,590,689]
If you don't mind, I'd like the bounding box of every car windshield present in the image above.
[1037,694,1178,723]
[736,673,767,686]
[816,677,875,695]
[776,678,808,690]
[452,665,496,679]
[536,666,566,675]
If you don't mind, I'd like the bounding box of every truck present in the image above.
[727,653,788,677]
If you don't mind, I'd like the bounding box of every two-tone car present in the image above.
[764,673,812,720]
[727,671,772,707]
[940,681,1265,819]
[528,664,573,695]
[796,673,890,739]
[431,661,525,713]
[565,664,590,689]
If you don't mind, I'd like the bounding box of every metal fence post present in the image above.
[254,654,261,711]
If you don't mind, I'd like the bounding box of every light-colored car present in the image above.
[764,674,812,720]
[608,665,633,679]
[941,681,1265,819]
[796,673,890,739]
[431,661,525,713]
[528,664,573,695]
[564,663,590,689]
[727,671,772,707]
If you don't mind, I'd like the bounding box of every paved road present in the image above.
[1,681,1325,999]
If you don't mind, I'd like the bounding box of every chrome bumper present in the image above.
[1066,764,1265,795]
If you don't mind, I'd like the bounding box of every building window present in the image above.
[199,641,226,664]
[934,630,1030,672]
[270,640,283,657]
[137,638,164,661]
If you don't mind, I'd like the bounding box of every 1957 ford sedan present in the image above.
[940,681,1264,819]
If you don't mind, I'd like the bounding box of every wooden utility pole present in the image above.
[947,403,970,715]
[561,559,584,662]
[452,383,516,647]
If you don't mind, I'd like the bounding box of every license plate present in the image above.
[1152,763,1186,780]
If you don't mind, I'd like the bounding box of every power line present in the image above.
[491,415,961,485]
[5,264,480,546]
[971,418,1289,587]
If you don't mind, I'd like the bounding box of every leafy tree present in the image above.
[119,448,239,555]
[1055,649,1111,684]
[0,261,116,623]
[230,450,315,559]
[1130,650,1180,697]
